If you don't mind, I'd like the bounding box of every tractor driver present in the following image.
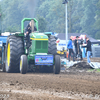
[24,21,37,48]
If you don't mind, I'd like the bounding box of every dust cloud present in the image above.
[26,0,38,17]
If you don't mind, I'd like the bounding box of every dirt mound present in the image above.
[67,62,94,72]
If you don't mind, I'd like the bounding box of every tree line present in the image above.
[0,0,100,39]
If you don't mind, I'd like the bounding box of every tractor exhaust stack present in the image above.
[31,19,34,32]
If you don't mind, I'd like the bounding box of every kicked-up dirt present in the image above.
[0,68,100,100]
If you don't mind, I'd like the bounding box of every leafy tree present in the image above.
[71,0,83,33]
[6,25,20,33]
[36,0,65,33]
[0,4,2,33]
[94,0,100,39]
[67,0,73,33]
[38,16,47,32]
[1,0,30,32]
[0,0,99,40]
[80,0,97,37]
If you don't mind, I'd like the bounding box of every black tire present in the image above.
[48,36,57,55]
[20,55,28,74]
[0,51,2,57]
[2,64,5,72]
[54,55,61,74]
[16,37,24,72]
[2,46,6,72]
[5,36,24,73]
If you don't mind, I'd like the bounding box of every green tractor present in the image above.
[5,18,61,74]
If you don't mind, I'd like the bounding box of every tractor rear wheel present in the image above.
[5,36,24,73]
[20,55,28,74]
[54,55,61,74]
[2,46,6,72]
[48,36,57,55]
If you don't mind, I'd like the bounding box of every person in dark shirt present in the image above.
[86,37,91,63]
[25,21,37,37]
[24,21,37,48]
[74,36,79,57]
[74,36,83,60]
[67,36,75,62]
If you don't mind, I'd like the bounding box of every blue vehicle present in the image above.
[0,36,7,72]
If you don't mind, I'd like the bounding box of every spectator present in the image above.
[74,36,83,60]
[74,36,79,57]
[67,36,75,62]
[86,37,92,63]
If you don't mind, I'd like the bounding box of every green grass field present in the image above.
[88,69,100,72]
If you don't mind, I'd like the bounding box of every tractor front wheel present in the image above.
[54,55,61,74]
[20,55,28,74]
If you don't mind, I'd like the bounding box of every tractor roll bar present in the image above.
[21,18,38,34]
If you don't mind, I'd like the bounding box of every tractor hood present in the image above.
[30,32,48,40]
[29,32,48,54]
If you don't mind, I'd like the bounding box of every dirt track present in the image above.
[0,70,100,100]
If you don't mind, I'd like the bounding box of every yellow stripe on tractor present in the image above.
[30,38,48,41]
